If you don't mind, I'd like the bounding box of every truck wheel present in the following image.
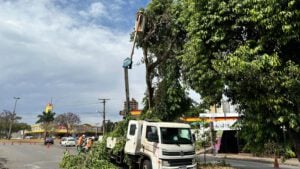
[142,160,152,169]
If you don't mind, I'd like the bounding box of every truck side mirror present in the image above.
[147,133,158,143]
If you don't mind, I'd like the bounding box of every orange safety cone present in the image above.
[274,156,279,168]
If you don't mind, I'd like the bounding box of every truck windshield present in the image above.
[160,127,192,144]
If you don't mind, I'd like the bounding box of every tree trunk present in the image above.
[290,130,300,161]
[43,123,49,139]
[143,47,154,109]
[7,121,12,139]
[7,117,14,140]
[146,68,154,109]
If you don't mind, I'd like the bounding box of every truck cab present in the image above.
[125,120,197,169]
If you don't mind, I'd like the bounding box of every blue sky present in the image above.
[0,0,150,125]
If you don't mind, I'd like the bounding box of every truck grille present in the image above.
[162,150,195,156]
[163,158,193,166]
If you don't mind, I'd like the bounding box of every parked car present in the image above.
[25,136,33,139]
[44,137,54,145]
[61,137,76,147]
[60,137,67,144]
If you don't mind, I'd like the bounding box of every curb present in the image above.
[197,153,299,167]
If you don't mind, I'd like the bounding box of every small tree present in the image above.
[0,110,21,139]
[54,112,80,136]
[13,122,31,139]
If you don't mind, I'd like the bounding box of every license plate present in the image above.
[179,166,187,169]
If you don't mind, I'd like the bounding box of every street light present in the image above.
[13,97,20,114]
[8,97,20,139]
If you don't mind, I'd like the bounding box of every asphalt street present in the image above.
[0,142,76,169]
[1,142,299,169]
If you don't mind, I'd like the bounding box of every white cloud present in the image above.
[79,2,107,19]
[0,0,146,124]
[89,2,107,17]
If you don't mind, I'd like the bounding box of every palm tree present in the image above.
[36,111,56,139]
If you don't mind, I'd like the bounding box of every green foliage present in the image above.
[283,148,296,159]
[140,109,161,121]
[108,116,132,137]
[13,122,31,132]
[136,0,190,110]
[82,139,117,169]
[60,139,117,169]
[36,111,56,124]
[0,110,29,138]
[60,152,85,169]
[179,0,300,156]
[36,111,56,137]
[184,103,209,118]
[111,138,126,156]
[104,120,116,133]
[152,58,192,121]
[0,110,22,138]
[60,117,134,169]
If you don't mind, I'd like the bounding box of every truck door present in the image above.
[125,121,139,155]
[143,125,159,158]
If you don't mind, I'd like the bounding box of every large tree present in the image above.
[180,0,300,159]
[54,112,80,135]
[135,0,187,111]
[36,111,56,138]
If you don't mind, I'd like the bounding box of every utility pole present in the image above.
[122,10,145,117]
[8,97,20,139]
[124,68,130,116]
[99,98,110,136]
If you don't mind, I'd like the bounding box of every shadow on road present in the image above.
[0,157,8,169]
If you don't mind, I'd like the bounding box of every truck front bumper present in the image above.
[160,164,197,169]
[159,159,197,169]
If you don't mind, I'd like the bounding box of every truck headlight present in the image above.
[162,160,170,166]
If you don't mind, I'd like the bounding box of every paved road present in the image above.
[1,143,299,169]
[197,154,300,169]
[0,142,76,169]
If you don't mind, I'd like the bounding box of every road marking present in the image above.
[24,160,59,169]
[24,164,41,169]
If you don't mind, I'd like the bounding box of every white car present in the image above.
[61,137,76,147]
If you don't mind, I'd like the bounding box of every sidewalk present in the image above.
[198,151,300,167]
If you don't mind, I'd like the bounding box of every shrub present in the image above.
[59,140,118,169]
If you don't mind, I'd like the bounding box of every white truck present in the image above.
[106,120,197,169]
